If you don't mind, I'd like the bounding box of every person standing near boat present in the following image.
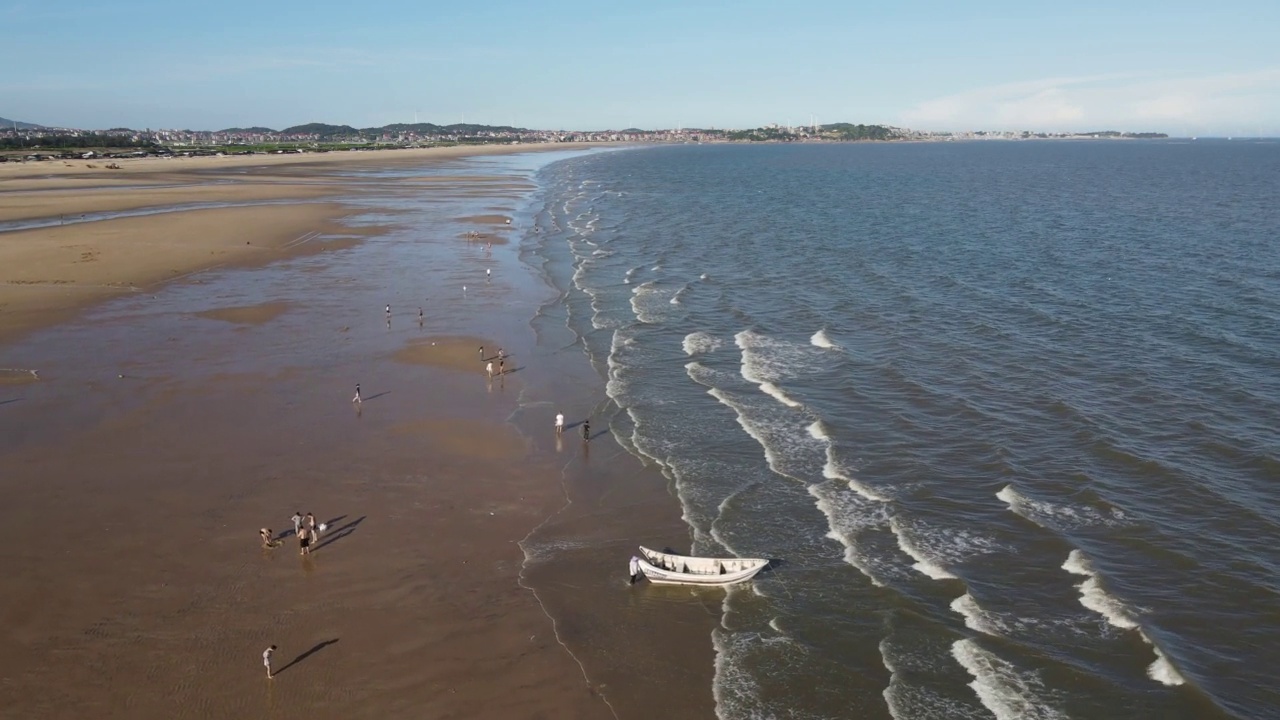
[629,555,642,584]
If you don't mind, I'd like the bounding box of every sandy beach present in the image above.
[0,143,716,718]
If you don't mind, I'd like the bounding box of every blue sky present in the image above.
[2,0,1277,134]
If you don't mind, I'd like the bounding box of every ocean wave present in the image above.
[811,328,839,349]
[760,382,801,408]
[891,516,1004,581]
[706,387,824,483]
[735,329,828,386]
[949,592,1095,641]
[683,332,723,356]
[713,627,822,720]
[808,482,893,585]
[1062,550,1140,630]
[630,280,681,324]
[1062,550,1185,685]
[997,484,1130,530]
[952,639,1068,720]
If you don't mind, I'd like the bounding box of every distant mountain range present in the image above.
[215,122,532,137]
[0,116,43,130]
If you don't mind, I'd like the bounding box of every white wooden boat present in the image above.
[637,546,768,586]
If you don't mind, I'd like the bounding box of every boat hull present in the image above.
[637,546,768,586]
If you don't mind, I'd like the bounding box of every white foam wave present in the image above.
[519,538,592,564]
[881,637,991,720]
[811,329,839,349]
[1062,550,1183,684]
[892,517,1003,581]
[1145,641,1186,686]
[760,382,801,408]
[630,280,681,324]
[683,332,722,356]
[1062,550,1139,630]
[952,593,1001,635]
[706,388,823,483]
[713,628,817,720]
[808,482,892,585]
[892,516,958,580]
[998,484,1129,530]
[735,329,827,386]
[818,430,891,502]
[952,639,1068,720]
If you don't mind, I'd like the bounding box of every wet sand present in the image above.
[0,143,716,719]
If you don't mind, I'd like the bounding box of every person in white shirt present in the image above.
[629,556,642,584]
[291,512,303,536]
[555,412,564,434]
[263,645,277,678]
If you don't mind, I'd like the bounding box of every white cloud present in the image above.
[900,69,1280,134]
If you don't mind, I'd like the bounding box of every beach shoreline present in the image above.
[0,142,611,347]
[0,143,712,718]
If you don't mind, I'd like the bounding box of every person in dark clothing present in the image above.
[582,419,590,441]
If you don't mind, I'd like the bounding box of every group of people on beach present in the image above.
[259,511,322,555]
[554,410,590,441]
[481,345,509,378]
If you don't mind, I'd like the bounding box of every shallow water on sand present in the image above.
[518,141,1280,720]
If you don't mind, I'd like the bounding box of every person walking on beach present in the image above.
[498,358,505,375]
[486,268,491,279]
[291,512,303,536]
[629,555,642,584]
[264,645,277,678]
[418,307,424,325]
[582,419,591,441]
[260,528,274,548]
[486,361,494,379]
[352,384,362,403]
[305,512,317,539]
[385,304,391,318]
[555,412,564,434]
[478,345,484,360]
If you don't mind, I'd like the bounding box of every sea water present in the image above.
[521,140,1280,720]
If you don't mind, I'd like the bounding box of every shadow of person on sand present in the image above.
[314,516,365,551]
[363,391,392,402]
[0,398,21,407]
[274,639,339,677]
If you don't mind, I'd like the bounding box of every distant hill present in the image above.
[280,123,361,137]
[218,126,278,134]
[366,123,527,135]
[820,123,902,141]
[0,116,43,130]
